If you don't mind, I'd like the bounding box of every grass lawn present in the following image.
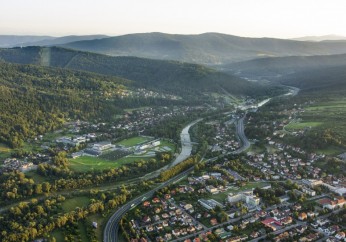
[160,140,176,153]
[51,230,64,242]
[286,121,323,131]
[316,146,344,156]
[0,143,11,159]
[116,136,152,147]
[69,156,123,172]
[78,221,89,242]
[87,214,105,242]
[25,170,50,183]
[62,196,90,212]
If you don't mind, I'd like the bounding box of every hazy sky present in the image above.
[1,0,346,38]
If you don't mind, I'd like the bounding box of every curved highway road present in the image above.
[232,115,250,154]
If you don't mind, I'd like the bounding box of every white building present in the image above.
[228,190,260,207]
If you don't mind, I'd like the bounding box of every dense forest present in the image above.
[0,46,285,98]
[0,62,129,148]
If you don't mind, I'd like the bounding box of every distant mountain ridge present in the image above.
[0,35,108,48]
[60,32,346,64]
[3,32,346,65]
[291,34,346,42]
[0,35,54,47]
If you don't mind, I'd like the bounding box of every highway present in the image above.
[232,115,250,154]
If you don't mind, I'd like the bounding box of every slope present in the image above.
[0,46,280,98]
[0,61,128,148]
[61,32,346,64]
[223,54,346,80]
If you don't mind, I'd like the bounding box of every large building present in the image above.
[228,190,260,207]
[198,199,224,210]
[302,179,323,188]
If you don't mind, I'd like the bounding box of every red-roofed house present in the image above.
[261,218,282,231]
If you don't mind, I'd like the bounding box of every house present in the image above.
[143,201,151,207]
[318,197,346,210]
[280,216,293,225]
[164,233,172,240]
[227,225,234,231]
[206,185,218,194]
[261,218,282,231]
[184,204,193,210]
[335,231,345,240]
[154,207,161,214]
[172,229,180,237]
[210,218,218,226]
[305,211,313,218]
[296,225,307,234]
[143,216,151,223]
[298,212,307,221]
[250,231,259,238]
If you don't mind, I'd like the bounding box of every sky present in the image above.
[1,0,346,38]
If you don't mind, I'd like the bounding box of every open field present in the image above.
[285,121,323,131]
[51,230,64,242]
[69,156,130,172]
[0,143,11,159]
[87,214,105,242]
[316,146,344,156]
[25,170,50,183]
[62,196,90,212]
[116,136,152,147]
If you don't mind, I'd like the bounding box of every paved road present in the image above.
[232,115,250,154]
[103,167,194,242]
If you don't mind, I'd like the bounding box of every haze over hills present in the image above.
[0,35,108,48]
[0,46,282,98]
[291,34,346,42]
[223,54,346,80]
[0,35,54,48]
[60,32,346,64]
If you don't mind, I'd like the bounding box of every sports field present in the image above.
[116,136,152,147]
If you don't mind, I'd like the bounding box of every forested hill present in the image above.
[279,65,346,92]
[0,62,129,148]
[60,32,346,64]
[223,54,346,80]
[0,46,281,97]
